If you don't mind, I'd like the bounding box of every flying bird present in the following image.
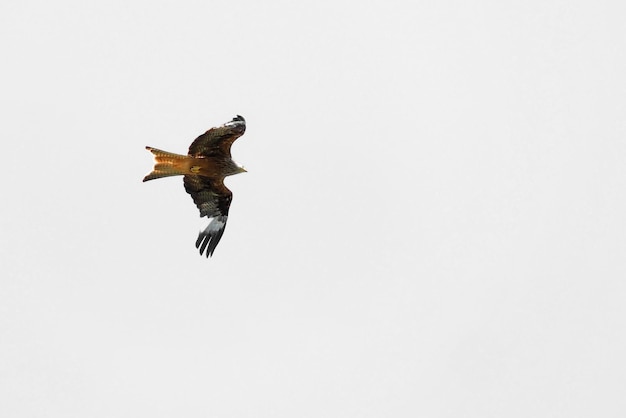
[143,115,247,257]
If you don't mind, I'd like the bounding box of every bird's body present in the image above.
[143,148,234,181]
[143,115,247,257]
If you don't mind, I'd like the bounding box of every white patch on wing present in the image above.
[224,116,245,128]
[199,215,227,234]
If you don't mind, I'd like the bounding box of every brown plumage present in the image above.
[143,115,247,257]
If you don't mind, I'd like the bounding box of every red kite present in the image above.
[143,115,247,257]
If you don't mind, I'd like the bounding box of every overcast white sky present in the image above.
[2,0,626,416]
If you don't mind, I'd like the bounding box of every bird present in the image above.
[143,115,247,257]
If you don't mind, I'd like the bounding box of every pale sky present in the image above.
[2,0,626,417]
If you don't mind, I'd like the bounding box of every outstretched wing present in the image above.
[183,175,233,257]
[188,115,246,158]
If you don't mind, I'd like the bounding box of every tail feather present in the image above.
[143,146,189,182]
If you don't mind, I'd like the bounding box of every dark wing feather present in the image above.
[183,175,233,257]
[188,115,246,158]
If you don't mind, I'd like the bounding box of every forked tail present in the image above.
[143,146,190,182]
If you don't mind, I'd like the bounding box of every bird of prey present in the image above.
[143,115,247,257]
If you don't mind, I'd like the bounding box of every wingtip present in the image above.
[195,216,228,258]
[225,115,245,127]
